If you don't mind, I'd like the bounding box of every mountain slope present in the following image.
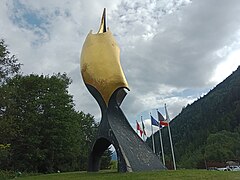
[152,66,240,168]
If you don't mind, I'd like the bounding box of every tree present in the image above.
[100,147,113,170]
[0,39,21,85]
[0,144,11,169]
[76,112,98,171]
[0,39,21,171]
[0,39,112,172]
[204,130,240,162]
[151,66,240,168]
[0,74,99,172]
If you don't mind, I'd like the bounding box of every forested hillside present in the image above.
[152,66,240,169]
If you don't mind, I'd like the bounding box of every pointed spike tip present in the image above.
[97,8,107,33]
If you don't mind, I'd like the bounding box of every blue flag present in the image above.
[151,116,159,127]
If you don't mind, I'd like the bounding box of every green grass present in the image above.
[17,170,240,180]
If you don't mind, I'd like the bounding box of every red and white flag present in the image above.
[136,120,143,136]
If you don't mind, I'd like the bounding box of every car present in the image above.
[228,166,240,171]
[216,167,230,171]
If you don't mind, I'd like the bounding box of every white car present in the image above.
[228,166,240,171]
[216,167,230,171]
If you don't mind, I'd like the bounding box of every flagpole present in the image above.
[150,113,155,154]
[165,104,176,170]
[157,109,165,166]
[141,116,145,141]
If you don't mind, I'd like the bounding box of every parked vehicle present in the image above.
[216,166,240,171]
[216,167,230,171]
[228,166,240,171]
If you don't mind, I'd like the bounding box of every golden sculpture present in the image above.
[80,9,166,172]
[80,9,129,106]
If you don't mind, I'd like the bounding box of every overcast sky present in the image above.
[1,0,240,136]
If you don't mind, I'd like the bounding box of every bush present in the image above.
[110,160,118,170]
[0,170,16,179]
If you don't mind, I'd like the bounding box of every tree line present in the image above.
[0,39,111,173]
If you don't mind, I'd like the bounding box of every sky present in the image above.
[1,0,240,137]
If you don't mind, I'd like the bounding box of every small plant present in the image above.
[0,170,16,180]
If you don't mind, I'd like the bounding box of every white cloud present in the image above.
[211,49,240,84]
[1,0,240,127]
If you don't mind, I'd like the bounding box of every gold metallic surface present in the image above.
[80,11,129,106]
[97,8,106,33]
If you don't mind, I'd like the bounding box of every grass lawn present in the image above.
[18,170,240,180]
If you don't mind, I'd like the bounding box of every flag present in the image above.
[141,119,147,136]
[159,123,163,129]
[160,121,169,126]
[150,115,156,153]
[136,121,143,136]
[151,116,159,126]
[157,111,169,126]
[157,111,165,121]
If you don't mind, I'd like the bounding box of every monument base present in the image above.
[87,85,166,172]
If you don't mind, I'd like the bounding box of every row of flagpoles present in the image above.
[136,104,176,170]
